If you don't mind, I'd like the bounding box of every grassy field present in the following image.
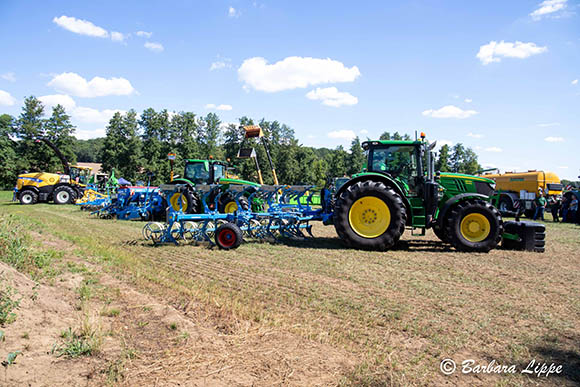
[0,190,579,386]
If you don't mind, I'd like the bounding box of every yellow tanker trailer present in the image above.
[481,170,562,217]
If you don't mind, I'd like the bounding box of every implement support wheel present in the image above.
[215,223,243,250]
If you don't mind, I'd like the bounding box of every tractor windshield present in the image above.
[70,167,91,185]
[369,145,419,189]
[184,162,210,184]
[213,164,226,182]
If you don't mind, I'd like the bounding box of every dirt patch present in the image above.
[1,227,356,386]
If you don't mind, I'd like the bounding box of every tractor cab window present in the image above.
[370,145,420,192]
[212,164,226,182]
[184,163,210,184]
[69,167,90,184]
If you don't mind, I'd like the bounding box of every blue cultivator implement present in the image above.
[93,185,165,221]
[142,184,332,249]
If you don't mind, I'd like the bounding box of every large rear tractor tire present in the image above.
[432,225,449,243]
[169,189,199,214]
[445,199,502,253]
[19,190,38,205]
[53,185,76,204]
[334,181,407,251]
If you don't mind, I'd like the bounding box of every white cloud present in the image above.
[467,132,484,138]
[572,79,579,85]
[73,106,125,124]
[306,87,358,107]
[435,140,453,151]
[210,60,232,71]
[238,56,361,92]
[135,30,152,38]
[75,127,107,140]
[38,94,77,111]
[1,72,16,82]
[47,72,136,97]
[328,130,356,140]
[464,98,472,103]
[0,90,16,106]
[228,7,240,18]
[537,122,560,127]
[422,105,478,119]
[476,41,547,65]
[530,0,567,20]
[39,94,125,124]
[53,15,108,38]
[111,31,127,43]
[205,103,233,111]
[545,136,564,142]
[484,147,503,152]
[144,42,164,52]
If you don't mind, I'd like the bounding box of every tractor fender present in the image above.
[335,174,412,224]
[437,193,491,225]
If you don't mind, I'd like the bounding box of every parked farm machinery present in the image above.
[143,133,545,253]
[142,183,322,248]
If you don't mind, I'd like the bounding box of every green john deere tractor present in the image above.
[330,134,505,252]
[166,159,260,214]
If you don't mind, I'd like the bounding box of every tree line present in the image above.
[0,96,484,189]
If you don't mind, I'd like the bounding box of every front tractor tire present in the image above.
[19,190,38,205]
[53,185,76,204]
[218,193,250,213]
[445,199,502,253]
[334,181,407,251]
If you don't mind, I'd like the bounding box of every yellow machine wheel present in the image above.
[170,192,188,212]
[459,213,490,242]
[348,196,391,238]
[224,201,238,213]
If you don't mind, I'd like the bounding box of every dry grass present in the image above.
[0,191,579,385]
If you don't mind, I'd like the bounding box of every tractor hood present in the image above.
[439,172,495,185]
[218,177,261,187]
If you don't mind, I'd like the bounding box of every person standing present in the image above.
[569,195,579,224]
[550,197,561,222]
[533,192,547,221]
[561,196,569,222]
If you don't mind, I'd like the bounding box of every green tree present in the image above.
[14,96,46,171]
[450,144,465,173]
[140,108,171,183]
[460,148,480,175]
[436,144,451,172]
[347,136,365,175]
[0,114,19,188]
[327,146,348,178]
[44,104,76,171]
[101,111,142,182]
[199,113,223,159]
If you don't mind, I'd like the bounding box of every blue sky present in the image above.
[0,0,578,179]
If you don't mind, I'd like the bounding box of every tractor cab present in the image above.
[183,160,227,185]
[361,135,439,229]
[69,165,93,186]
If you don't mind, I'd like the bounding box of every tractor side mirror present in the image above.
[435,171,441,180]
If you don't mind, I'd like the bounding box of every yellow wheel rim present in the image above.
[460,213,490,242]
[348,196,391,238]
[224,201,238,213]
[170,193,188,212]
